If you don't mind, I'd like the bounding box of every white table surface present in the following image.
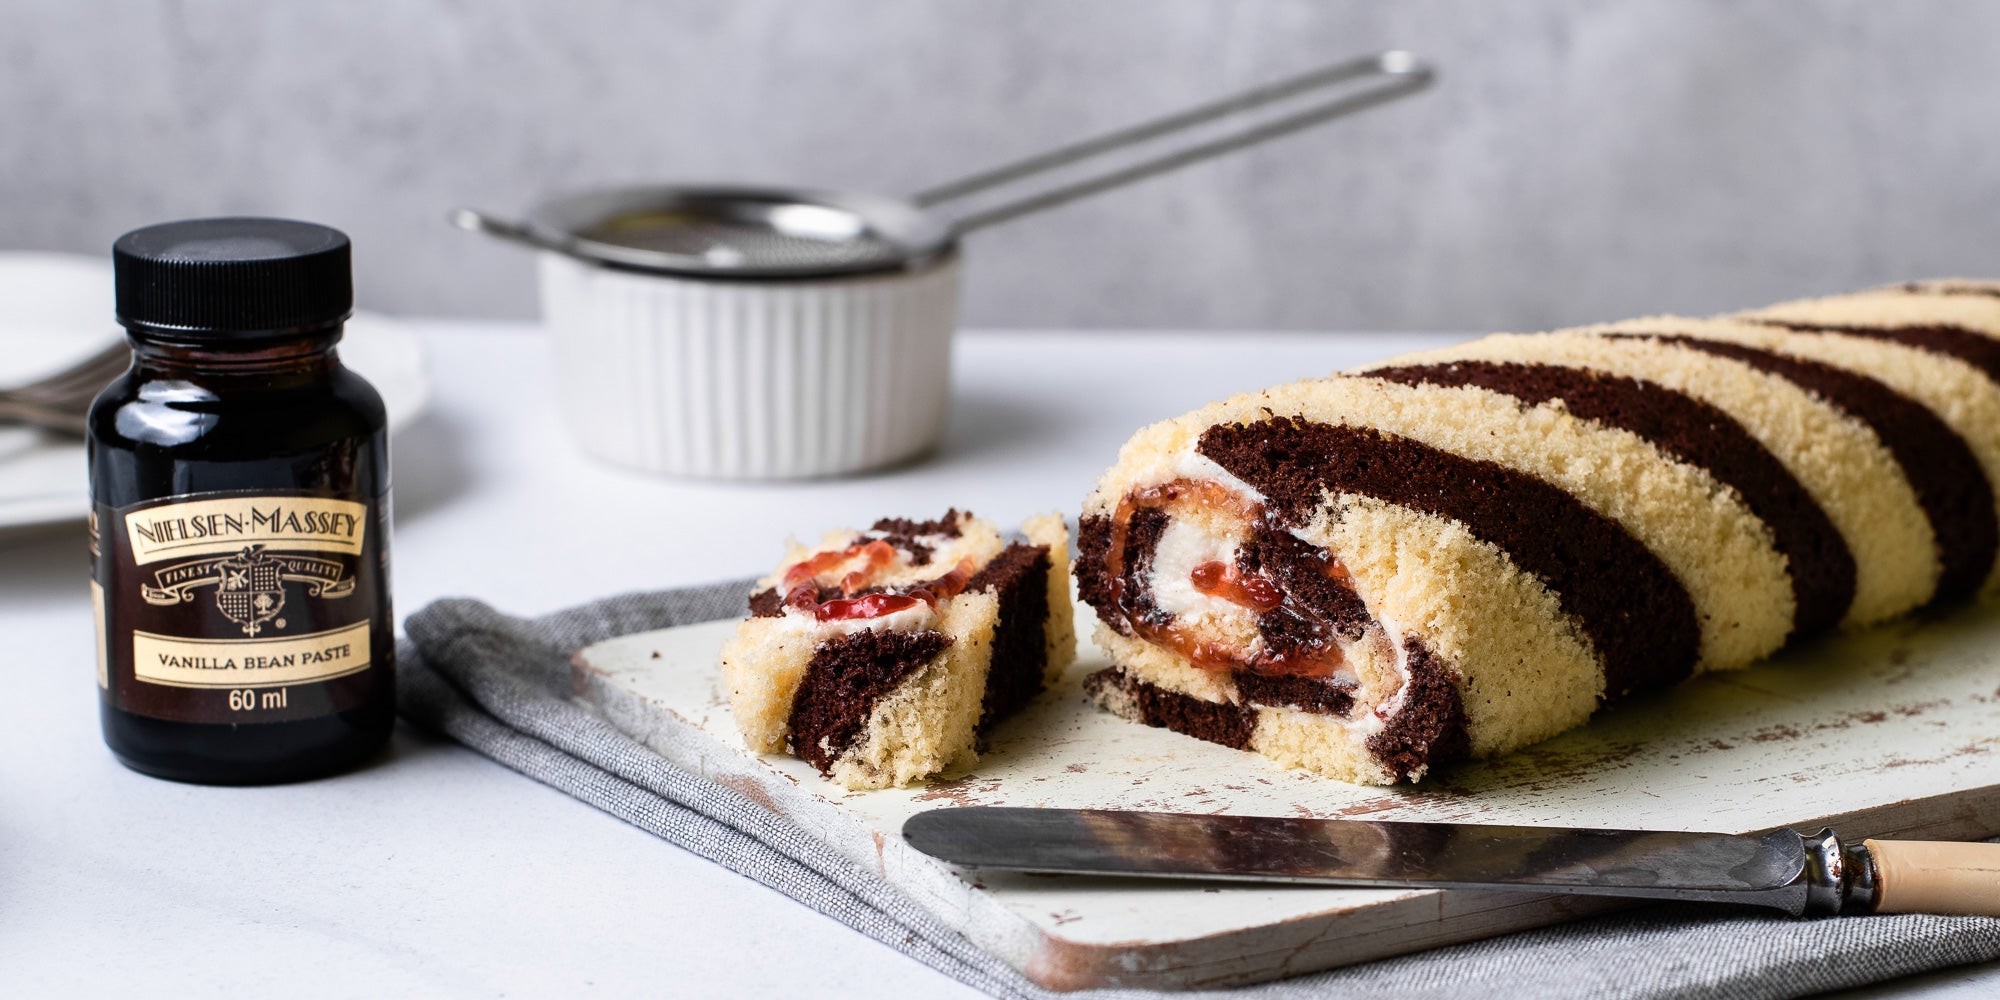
[4,322,1997,998]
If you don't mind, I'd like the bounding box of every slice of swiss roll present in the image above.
[721,510,1074,789]
[1076,283,2000,785]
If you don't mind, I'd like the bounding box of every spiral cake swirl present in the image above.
[1076,282,2000,784]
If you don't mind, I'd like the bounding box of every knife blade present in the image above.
[902,807,2000,917]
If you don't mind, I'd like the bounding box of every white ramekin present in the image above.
[537,252,960,479]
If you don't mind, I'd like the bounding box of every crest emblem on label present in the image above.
[215,545,288,636]
[139,544,352,622]
[102,490,384,725]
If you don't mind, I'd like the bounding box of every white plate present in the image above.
[0,252,431,537]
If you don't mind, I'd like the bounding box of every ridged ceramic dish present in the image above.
[538,252,959,479]
[457,51,1434,480]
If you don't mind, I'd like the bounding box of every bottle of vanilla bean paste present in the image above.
[89,218,394,784]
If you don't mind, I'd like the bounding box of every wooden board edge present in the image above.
[569,640,2000,992]
[571,654,1054,968]
[1017,890,1629,991]
[570,647,1637,991]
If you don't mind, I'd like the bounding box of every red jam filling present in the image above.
[782,539,899,594]
[1189,560,1285,612]
[784,553,977,624]
[1102,479,1261,608]
[907,561,973,606]
[1245,641,1347,678]
[814,593,925,621]
[1103,479,1352,679]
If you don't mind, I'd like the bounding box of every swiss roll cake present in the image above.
[1075,282,2000,785]
[721,510,1074,789]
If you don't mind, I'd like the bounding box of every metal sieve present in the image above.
[453,50,1434,280]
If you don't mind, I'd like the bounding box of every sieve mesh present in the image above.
[578,213,910,274]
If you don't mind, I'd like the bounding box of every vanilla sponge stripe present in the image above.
[1739,291,2000,596]
[1020,512,1078,689]
[1295,494,1604,761]
[1247,376,1793,674]
[1377,330,1937,626]
[1646,317,2000,594]
[1750,292,2000,378]
[1744,290,2000,422]
[826,592,997,789]
[1194,416,1699,697]
[1746,293,2000,407]
[1892,279,2000,299]
[1765,288,2000,332]
[1362,358,1852,641]
[1623,332,1995,605]
[1760,314,2000,380]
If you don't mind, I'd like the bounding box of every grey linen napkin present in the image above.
[399,584,2000,999]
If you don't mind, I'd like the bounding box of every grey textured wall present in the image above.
[7,1,1999,331]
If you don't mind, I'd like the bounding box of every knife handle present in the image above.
[1864,839,2000,915]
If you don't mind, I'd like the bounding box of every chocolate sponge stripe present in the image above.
[1074,515,1123,633]
[1641,335,1998,603]
[1233,672,1356,716]
[1366,637,1470,781]
[1759,320,2000,387]
[748,587,784,618]
[1198,418,1700,698]
[1074,506,1173,639]
[1365,361,1855,639]
[787,629,953,775]
[870,510,967,561]
[966,542,1055,732]
[1895,283,2000,297]
[1084,667,1256,750]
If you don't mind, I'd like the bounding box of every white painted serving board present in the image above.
[572,597,2000,991]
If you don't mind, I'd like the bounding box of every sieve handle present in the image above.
[447,207,586,257]
[912,50,1434,236]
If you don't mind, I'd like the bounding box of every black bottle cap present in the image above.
[114,217,353,338]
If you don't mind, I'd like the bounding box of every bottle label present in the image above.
[94,489,390,724]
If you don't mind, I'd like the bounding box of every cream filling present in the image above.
[1363,618,1414,723]
[1148,517,1257,625]
[779,601,938,641]
[1122,470,1409,721]
[767,522,984,596]
[1173,450,1267,504]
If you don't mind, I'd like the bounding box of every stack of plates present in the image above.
[0,252,430,537]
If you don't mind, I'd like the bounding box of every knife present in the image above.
[902,807,2000,916]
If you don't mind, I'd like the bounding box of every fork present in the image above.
[0,341,132,435]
